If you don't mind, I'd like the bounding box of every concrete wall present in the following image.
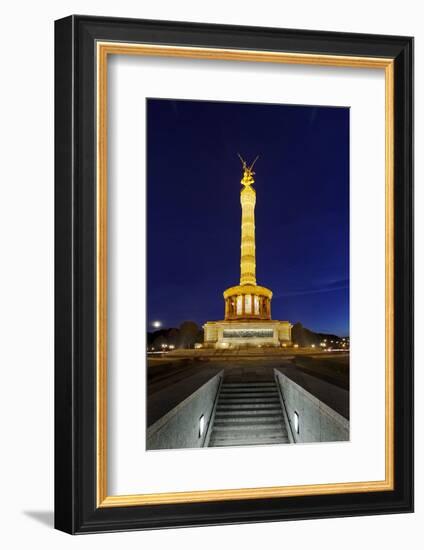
[275,370,349,443]
[147,371,223,450]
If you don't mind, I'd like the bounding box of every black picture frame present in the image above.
[55,15,414,534]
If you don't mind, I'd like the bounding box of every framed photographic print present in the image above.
[54,15,413,533]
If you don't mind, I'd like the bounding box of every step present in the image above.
[215,407,282,420]
[213,422,285,430]
[211,431,289,440]
[212,424,284,434]
[216,403,282,410]
[210,437,289,447]
[220,396,278,401]
[214,417,283,424]
[214,414,282,426]
[218,397,279,403]
[213,425,287,433]
[221,386,277,391]
[220,390,278,394]
[220,391,278,397]
[221,382,275,389]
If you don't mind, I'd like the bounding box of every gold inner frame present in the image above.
[96,42,395,508]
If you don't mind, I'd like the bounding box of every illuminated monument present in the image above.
[204,156,292,348]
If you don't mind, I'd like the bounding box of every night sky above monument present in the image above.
[147,98,349,336]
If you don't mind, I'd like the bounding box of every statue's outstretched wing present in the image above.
[249,155,259,172]
[237,152,247,169]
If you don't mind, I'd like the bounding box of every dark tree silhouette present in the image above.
[152,334,167,350]
[167,328,180,347]
[178,321,199,349]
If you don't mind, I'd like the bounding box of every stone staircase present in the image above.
[208,380,289,447]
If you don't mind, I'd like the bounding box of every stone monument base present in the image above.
[203,319,292,349]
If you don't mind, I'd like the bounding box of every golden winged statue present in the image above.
[238,153,259,186]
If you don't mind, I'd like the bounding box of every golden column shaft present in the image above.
[240,185,256,285]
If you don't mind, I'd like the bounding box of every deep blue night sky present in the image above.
[147,99,349,336]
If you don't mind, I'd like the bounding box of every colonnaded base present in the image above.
[203,319,292,349]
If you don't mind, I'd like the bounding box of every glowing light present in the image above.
[294,344,299,349]
[294,411,300,434]
[152,321,162,328]
[199,415,205,438]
